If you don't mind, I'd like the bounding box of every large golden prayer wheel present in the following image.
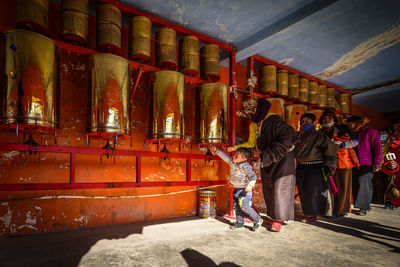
[1,30,58,130]
[285,104,306,132]
[336,93,351,114]
[200,44,220,81]
[259,65,276,95]
[277,70,288,98]
[180,35,199,76]
[309,81,319,106]
[88,53,131,136]
[288,74,299,101]
[16,0,49,35]
[151,71,185,140]
[268,98,285,118]
[318,84,327,108]
[327,87,336,108]
[61,0,89,46]
[129,16,152,63]
[299,78,309,104]
[156,27,177,70]
[199,83,228,144]
[96,4,122,55]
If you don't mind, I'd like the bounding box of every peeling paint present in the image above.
[314,21,400,80]
[2,151,19,160]
[279,57,295,65]
[0,202,12,231]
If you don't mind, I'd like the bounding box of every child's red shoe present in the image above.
[270,221,282,232]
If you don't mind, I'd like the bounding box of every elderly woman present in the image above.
[294,113,338,222]
[228,97,298,232]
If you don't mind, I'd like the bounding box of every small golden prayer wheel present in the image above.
[327,87,336,108]
[61,0,89,46]
[16,0,49,35]
[309,81,319,106]
[96,4,122,55]
[336,93,351,114]
[199,83,228,144]
[259,65,276,95]
[299,78,309,104]
[156,27,177,70]
[200,44,220,82]
[179,35,199,76]
[277,70,289,98]
[129,16,152,63]
[318,84,327,108]
[288,73,299,101]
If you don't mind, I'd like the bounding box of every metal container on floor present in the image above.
[129,15,152,63]
[198,190,216,218]
[259,65,276,95]
[156,27,177,70]
[61,0,89,46]
[179,35,199,76]
[96,4,122,55]
[199,83,228,144]
[200,44,220,81]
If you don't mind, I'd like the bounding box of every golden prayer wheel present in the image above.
[129,16,152,63]
[327,87,336,108]
[199,83,228,144]
[277,70,288,98]
[156,27,177,70]
[299,78,309,104]
[96,4,122,56]
[318,84,327,108]
[288,74,299,101]
[285,104,306,132]
[309,81,319,106]
[61,0,89,46]
[268,98,285,118]
[200,44,220,82]
[1,30,58,130]
[180,35,199,76]
[16,0,49,35]
[88,53,131,136]
[151,71,185,140]
[336,93,351,114]
[259,65,276,95]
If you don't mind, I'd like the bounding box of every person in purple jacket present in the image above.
[346,116,382,216]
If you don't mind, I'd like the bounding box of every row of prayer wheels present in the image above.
[0,30,227,144]
[15,0,220,81]
[258,65,351,114]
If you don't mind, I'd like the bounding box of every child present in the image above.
[210,146,263,231]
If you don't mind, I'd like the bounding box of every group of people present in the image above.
[211,97,400,232]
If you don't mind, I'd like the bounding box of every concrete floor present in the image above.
[1,204,399,267]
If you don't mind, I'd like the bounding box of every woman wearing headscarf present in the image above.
[228,97,298,232]
[319,108,359,217]
[294,113,338,222]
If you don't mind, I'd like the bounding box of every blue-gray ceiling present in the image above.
[120,0,400,118]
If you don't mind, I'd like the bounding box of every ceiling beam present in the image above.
[221,0,338,66]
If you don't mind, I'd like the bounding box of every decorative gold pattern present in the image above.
[200,44,220,81]
[179,35,199,75]
[259,65,276,94]
[97,4,122,50]
[277,70,288,97]
[129,16,152,61]
[61,0,89,44]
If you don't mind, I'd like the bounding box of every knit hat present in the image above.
[301,113,316,122]
[319,107,338,125]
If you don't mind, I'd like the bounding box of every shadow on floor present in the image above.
[309,216,400,253]
[0,216,201,267]
[181,248,241,267]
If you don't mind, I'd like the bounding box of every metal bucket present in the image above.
[198,190,216,218]
[1,30,58,130]
[151,71,185,140]
[269,98,285,118]
[299,78,309,104]
[88,53,131,136]
[61,0,89,46]
[96,4,122,55]
[199,83,228,144]
[277,70,288,98]
[318,84,327,108]
[156,27,177,70]
[285,104,306,132]
[288,73,299,101]
[200,44,220,81]
[16,0,49,35]
[327,87,336,108]
[309,81,319,106]
[129,16,152,63]
[259,65,276,95]
[336,93,351,114]
[179,35,199,76]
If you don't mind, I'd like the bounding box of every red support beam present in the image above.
[229,50,237,147]
[186,158,192,182]
[136,156,141,183]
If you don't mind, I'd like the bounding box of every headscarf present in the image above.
[237,97,271,123]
